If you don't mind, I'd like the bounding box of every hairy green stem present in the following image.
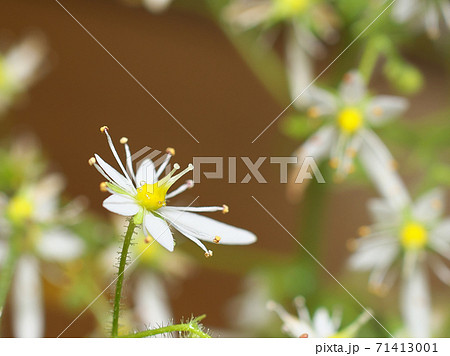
[111,219,136,337]
[118,316,211,338]
[0,229,21,325]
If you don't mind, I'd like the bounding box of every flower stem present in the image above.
[0,229,21,325]
[118,315,211,338]
[111,219,136,337]
[359,36,386,83]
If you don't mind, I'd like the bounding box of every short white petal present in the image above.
[136,158,157,187]
[366,96,409,126]
[33,174,64,222]
[95,154,136,194]
[313,308,336,337]
[36,228,85,262]
[367,198,401,224]
[134,272,172,333]
[349,235,398,271]
[392,0,419,22]
[401,262,431,337]
[412,188,445,223]
[339,70,366,105]
[102,194,140,216]
[13,256,44,337]
[431,219,450,243]
[143,213,174,252]
[159,207,257,245]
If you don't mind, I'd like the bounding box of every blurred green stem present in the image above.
[359,36,387,83]
[118,315,211,338]
[0,229,20,326]
[111,219,136,337]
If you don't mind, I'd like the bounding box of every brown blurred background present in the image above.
[1,0,449,337]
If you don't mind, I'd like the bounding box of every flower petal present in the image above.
[159,207,257,245]
[367,198,401,224]
[313,308,336,337]
[102,194,140,216]
[349,235,398,271]
[339,70,366,105]
[401,261,431,337]
[412,188,445,223]
[134,272,172,333]
[143,212,174,252]
[135,158,157,187]
[12,256,44,337]
[36,228,85,262]
[366,95,408,126]
[392,0,419,23]
[143,0,172,13]
[95,154,136,194]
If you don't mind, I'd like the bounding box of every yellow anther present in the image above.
[88,157,96,166]
[204,250,213,258]
[213,236,221,244]
[120,137,128,144]
[432,199,442,211]
[145,236,152,243]
[307,106,320,118]
[166,147,175,156]
[299,333,309,338]
[390,160,398,171]
[346,239,357,252]
[346,148,357,158]
[222,204,229,214]
[100,126,109,133]
[329,157,339,169]
[358,225,371,237]
[100,182,108,192]
[373,106,383,117]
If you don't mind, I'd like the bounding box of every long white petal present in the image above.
[94,154,136,194]
[412,188,445,223]
[401,261,431,337]
[392,0,419,23]
[367,198,401,224]
[12,256,44,337]
[159,207,257,245]
[36,228,85,262]
[349,235,398,271]
[313,308,337,337]
[136,158,157,187]
[359,129,411,210]
[339,70,366,105]
[102,194,140,216]
[134,272,172,333]
[143,213,174,252]
[366,95,409,126]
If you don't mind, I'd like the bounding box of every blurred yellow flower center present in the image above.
[274,0,309,16]
[400,222,428,250]
[135,183,167,211]
[7,195,33,224]
[337,108,363,134]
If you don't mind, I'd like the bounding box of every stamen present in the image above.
[299,333,309,338]
[222,204,229,214]
[204,250,213,258]
[213,236,221,244]
[372,107,383,117]
[101,127,134,184]
[329,157,339,169]
[156,147,175,179]
[167,163,194,186]
[157,163,180,187]
[432,199,442,211]
[346,239,357,251]
[358,225,371,237]
[88,157,96,166]
[120,137,136,183]
[99,182,108,192]
[307,106,320,118]
[145,236,152,243]
[166,180,194,199]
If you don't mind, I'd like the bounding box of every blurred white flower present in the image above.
[225,0,339,96]
[287,70,408,202]
[0,174,85,337]
[392,0,450,39]
[267,296,371,337]
[348,188,450,337]
[142,0,172,13]
[90,126,256,257]
[0,34,47,116]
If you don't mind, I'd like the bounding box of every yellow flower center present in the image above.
[400,222,428,250]
[273,0,309,17]
[7,195,34,224]
[135,183,168,211]
[337,107,363,134]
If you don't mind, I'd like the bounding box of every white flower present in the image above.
[90,126,257,257]
[0,174,85,337]
[392,0,450,39]
[348,188,450,337]
[287,70,409,201]
[142,0,172,13]
[267,296,371,337]
[0,34,47,116]
[225,0,338,95]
